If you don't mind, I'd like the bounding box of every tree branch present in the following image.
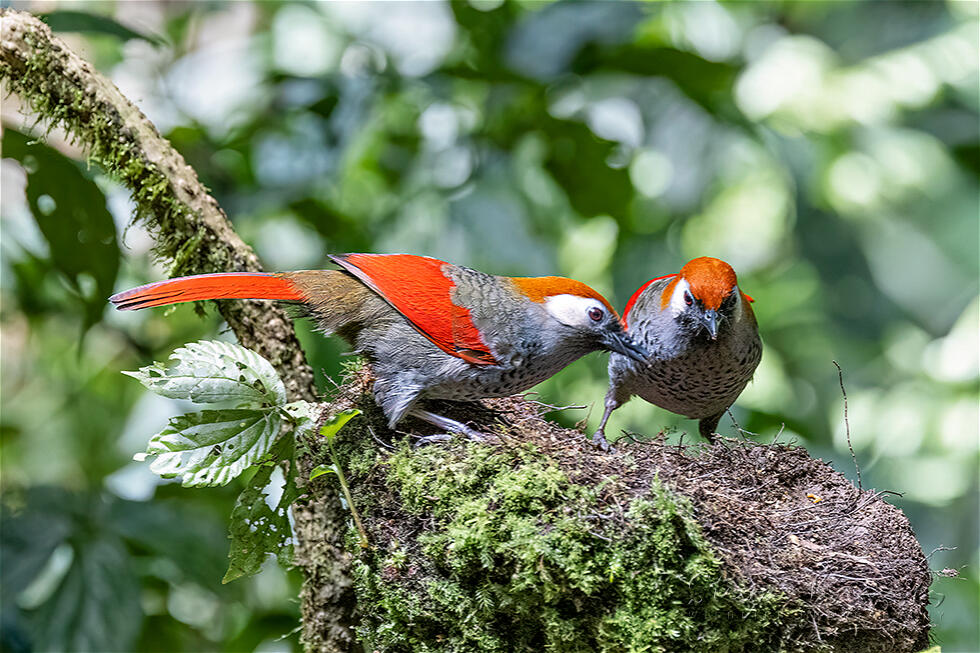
[0,9,354,651]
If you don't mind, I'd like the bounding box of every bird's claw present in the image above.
[413,429,486,448]
[591,430,613,453]
[413,433,454,448]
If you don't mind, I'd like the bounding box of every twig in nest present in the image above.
[771,422,786,444]
[726,408,758,440]
[833,361,862,492]
[926,545,957,560]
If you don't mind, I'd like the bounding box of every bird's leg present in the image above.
[699,414,723,444]
[410,408,485,445]
[591,395,620,452]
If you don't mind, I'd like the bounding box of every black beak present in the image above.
[700,309,718,340]
[602,328,650,363]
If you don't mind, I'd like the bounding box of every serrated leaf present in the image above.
[124,340,286,406]
[223,463,299,583]
[144,409,281,487]
[318,409,361,444]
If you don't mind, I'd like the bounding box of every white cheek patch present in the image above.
[668,278,692,317]
[544,294,605,327]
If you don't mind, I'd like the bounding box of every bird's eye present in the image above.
[684,291,694,306]
[588,307,604,322]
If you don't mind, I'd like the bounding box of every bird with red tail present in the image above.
[593,256,762,449]
[111,253,648,441]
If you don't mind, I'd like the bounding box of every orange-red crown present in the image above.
[511,277,617,315]
[660,257,743,311]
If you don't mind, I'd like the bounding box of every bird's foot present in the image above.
[413,433,454,447]
[409,408,486,446]
[591,430,614,453]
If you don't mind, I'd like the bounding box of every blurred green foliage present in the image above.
[1,1,977,651]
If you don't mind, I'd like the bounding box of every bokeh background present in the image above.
[1,1,977,651]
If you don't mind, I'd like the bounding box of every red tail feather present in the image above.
[109,273,304,310]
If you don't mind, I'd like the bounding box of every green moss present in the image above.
[0,25,235,276]
[337,432,797,653]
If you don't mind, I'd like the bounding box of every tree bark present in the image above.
[0,9,355,651]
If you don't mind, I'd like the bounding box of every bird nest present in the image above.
[315,370,932,652]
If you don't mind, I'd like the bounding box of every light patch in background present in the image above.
[681,168,791,272]
[629,149,673,198]
[827,128,959,217]
[735,35,833,122]
[874,384,930,457]
[734,21,979,132]
[737,348,794,414]
[938,397,980,455]
[251,116,335,187]
[547,83,587,119]
[112,40,183,134]
[254,216,325,270]
[886,456,972,506]
[558,216,618,292]
[376,191,450,256]
[665,0,742,62]
[17,543,74,610]
[272,4,342,77]
[419,102,460,150]
[866,129,955,200]
[324,1,456,77]
[586,97,644,148]
[884,323,932,376]
[431,146,473,188]
[167,582,220,629]
[0,159,49,259]
[860,220,970,334]
[167,38,266,138]
[923,297,980,384]
[469,0,505,12]
[105,462,162,502]
[826,152,883,212]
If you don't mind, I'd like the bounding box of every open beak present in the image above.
[602,328,650,363]
[699,309,719,340]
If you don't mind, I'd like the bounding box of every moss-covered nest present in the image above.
[313,372,931,653]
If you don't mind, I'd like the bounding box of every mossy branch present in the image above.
[0,9,354,651]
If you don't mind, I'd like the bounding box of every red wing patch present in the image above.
[331,254,497,366]
[623,274,675,327]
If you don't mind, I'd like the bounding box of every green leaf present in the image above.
[124,340,287,406]
[309,464,336,480]
[2,129,119,335]
[33,536,141,653]
[318,409,361,444]
[39,10,165,44]
[223,463,299,583]
[139,409,281,487]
